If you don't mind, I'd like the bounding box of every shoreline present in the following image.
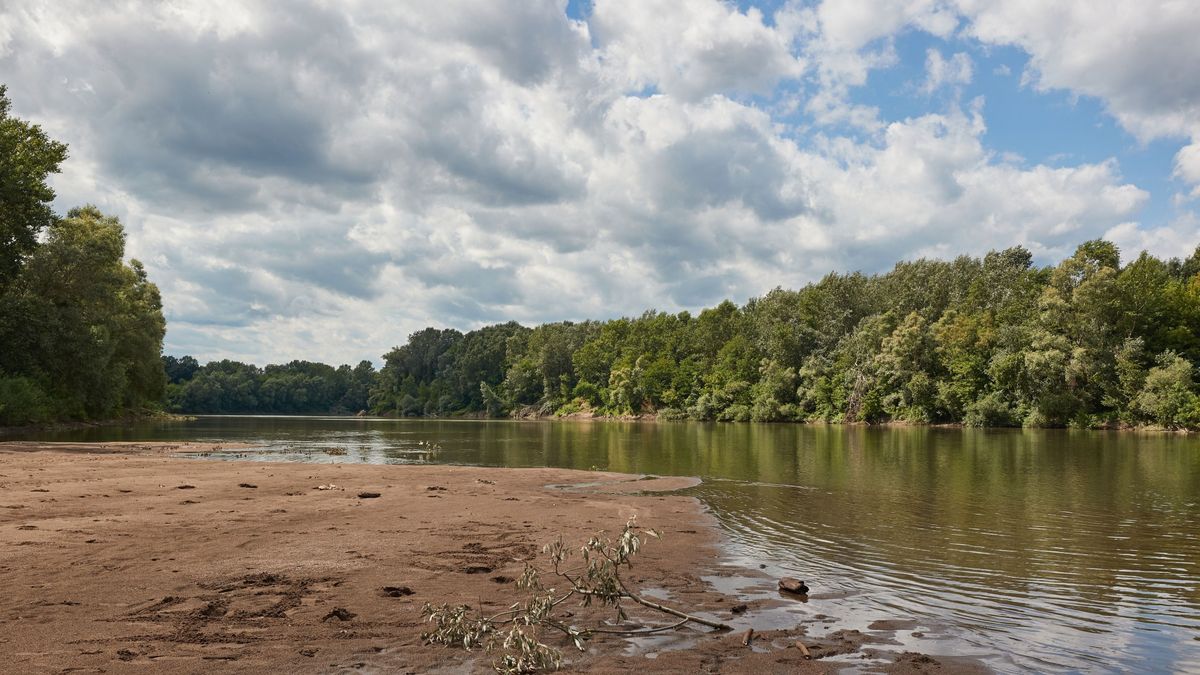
[0,412,194,436]
[0,442,987,673]
[7,412,1192,437]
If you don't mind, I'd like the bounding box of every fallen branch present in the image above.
[422,518,729,674]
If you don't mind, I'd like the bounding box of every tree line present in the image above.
[169,240,1198,429]
[162,356,374,415]
[354,243,1200,429]
[0,86,167,425]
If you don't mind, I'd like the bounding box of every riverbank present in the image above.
[0,411,194,437]
[0,442,985,673]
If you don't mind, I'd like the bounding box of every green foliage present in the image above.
[1131,352,1200,429]
[0,206,166,422]
[341,240,1200,430]
[0,87,166,426]
[154,239,1200,431]
[0,85,68,288]
[166,358,375,415]
[0,376,52,426]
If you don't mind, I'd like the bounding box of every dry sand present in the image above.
[0,442,986,673]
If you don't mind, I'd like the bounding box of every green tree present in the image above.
[0,85,68,288]
[1,206,165,420]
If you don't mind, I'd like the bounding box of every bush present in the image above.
[964,391,1018,427]
[571,381,603,407]
[0,376,53,426]
[1132,352,1200,429]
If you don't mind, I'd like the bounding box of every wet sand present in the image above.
[0,442,985,673]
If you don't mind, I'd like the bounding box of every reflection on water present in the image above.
[15,416,1200,672]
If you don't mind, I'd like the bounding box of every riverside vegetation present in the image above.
[3,83,1200,430]
[166,240,1200,430]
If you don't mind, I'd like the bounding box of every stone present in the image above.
[778,577,809,595]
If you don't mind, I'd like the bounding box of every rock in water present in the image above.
[778,577,809,595]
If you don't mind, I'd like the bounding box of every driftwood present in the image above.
[422,519,730,674]
[795,641,811,659]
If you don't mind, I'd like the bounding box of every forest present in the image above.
[165,240,1200,430]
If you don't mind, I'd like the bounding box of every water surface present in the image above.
[16,416,1200,672]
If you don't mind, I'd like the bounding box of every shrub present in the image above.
[0,376,52,426]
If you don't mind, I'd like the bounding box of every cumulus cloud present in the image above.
[0,0,1186,364]
[590,0,806,100]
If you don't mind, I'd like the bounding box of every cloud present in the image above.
[953,0,1200,142]
[922,49,973,93]
[590,0,806,100]
[1175,142,1200,197]
[0,0,1181,365]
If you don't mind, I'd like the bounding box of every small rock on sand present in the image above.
[358,492,381,499]
[238,483,257,489]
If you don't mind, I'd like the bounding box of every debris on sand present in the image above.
[314,484,342,491]
[322,607,356,621]
[238,483,257,489]
[358,492,381,499]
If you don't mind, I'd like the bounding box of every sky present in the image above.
[2,0,1199,365]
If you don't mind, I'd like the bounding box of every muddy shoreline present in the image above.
[0,442,987,673]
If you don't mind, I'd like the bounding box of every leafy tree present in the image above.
[0,85,68,288]
[1,207,166,421]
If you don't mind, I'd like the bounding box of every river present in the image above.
[17,416,1200,673]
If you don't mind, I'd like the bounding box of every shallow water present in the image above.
[16,416,1200,672]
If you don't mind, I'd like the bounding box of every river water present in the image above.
[18,416,1200,672]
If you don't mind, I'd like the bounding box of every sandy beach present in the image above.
[0,442,980,673]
